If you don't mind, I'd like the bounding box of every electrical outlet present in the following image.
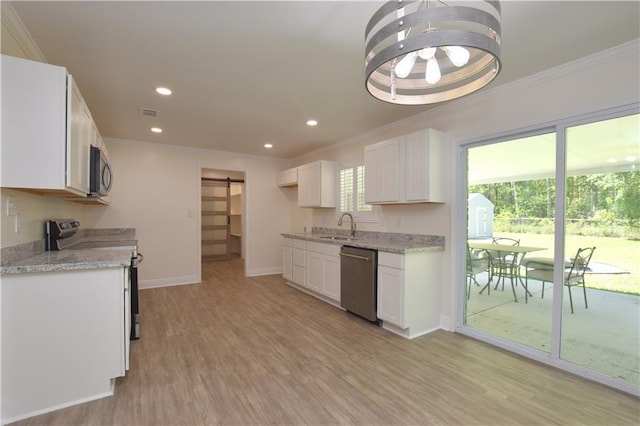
[6,196,17,216]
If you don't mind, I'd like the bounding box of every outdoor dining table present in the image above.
[467,241,547,302]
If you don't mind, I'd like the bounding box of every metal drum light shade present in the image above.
[365,0,502,105]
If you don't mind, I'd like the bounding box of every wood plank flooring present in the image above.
[14,258,639,425]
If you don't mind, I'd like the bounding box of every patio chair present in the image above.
[524,247,596,313]
[466,245,490,299]
[488,237,521,291]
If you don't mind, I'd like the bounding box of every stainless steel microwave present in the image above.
[89,145,113,196]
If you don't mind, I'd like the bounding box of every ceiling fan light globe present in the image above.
[395,51,418,78]
[418,47,437,60]
[425,57,441,84]
[443,46,470,67]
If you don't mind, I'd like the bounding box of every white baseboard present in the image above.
[139,275,199,290]
[246,266,282,277]
[381,322,442,339]
[3,389,113,425]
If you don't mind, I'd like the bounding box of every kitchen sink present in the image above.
[318,235,358,241]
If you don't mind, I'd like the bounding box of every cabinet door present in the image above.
[365,139,399,203]
[306,251,324,293]
[67,80,91,194]
[405,129,445,202]
[323,254,340,302]
[377,265,405,327]
[298,162,320,206]
[282,245,293,280]
[1,55,68,190]
[292,247,306,285]
[277,168,298,187]
[405,131,428,201]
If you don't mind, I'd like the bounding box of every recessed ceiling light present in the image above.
[306,119,318,126]
[151,127,163,133]
[264,143,273,149]
[625,156,637,162]
[155,87,172,96]
[607,158,617,163]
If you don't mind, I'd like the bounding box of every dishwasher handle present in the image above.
[339,252,371,261]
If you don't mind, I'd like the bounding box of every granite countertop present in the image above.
[1,228,136,275]
[282,227,445,254]
[1,249,133,274]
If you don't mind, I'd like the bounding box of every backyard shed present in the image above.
[468,193,494,239]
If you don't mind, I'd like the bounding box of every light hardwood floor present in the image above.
[15,258,639,425]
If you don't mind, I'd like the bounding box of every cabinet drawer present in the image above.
[378,252,404,269]
[307,241,340,256]
[292,239,306,249]
[282,237,293,248]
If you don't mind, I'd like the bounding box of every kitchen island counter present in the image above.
[0,249,131,274]
[1,227,136,275]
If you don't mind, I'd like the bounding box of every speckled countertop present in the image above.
[1,228,136,275]
[282,227,445,254]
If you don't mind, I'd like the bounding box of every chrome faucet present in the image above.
[338,212,356,238]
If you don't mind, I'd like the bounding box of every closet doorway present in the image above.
[200,169,245,262]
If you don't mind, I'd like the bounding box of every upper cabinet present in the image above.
[277,167,298,187]
[364,129,447,204]
[1,55,97,198]
[297,160,336,208]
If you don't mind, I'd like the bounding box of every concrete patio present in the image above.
[465,272,640,386]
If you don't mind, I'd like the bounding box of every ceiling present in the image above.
[468,114,640,185]
[8,1,640,159]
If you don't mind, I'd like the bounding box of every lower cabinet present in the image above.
[377,250,442,338]
[282,238,340,304]
[305,241,340,302]
[1,267,129,423]
[292,239,306,286]
[282,238,293,281]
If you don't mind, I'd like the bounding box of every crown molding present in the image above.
[1,2,47,62]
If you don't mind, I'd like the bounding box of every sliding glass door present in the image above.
[460,110,639,391]
[464,131,556,353]
[560,114,639,385]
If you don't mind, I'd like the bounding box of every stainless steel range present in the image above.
[46,219,142,340]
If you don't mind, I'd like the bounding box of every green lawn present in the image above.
[497,232,640,296]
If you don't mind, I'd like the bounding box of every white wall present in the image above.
[83,138,291,287]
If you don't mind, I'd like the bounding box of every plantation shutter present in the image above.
[340,168,354,212]
[356,165,372,212]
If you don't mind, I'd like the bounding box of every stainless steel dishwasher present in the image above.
[340,246,378,322]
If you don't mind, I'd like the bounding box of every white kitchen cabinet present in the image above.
[364,129,446,204]
[1,267,129,422]
[282,238,293,281]
[297,160,336,208]
[377,250,443,338]
[364,139,399,203]
[292,239,306,286]
[277,167,298,187]
[305,241,340,302]
[1,54,96,197]
[377,260,405,326]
